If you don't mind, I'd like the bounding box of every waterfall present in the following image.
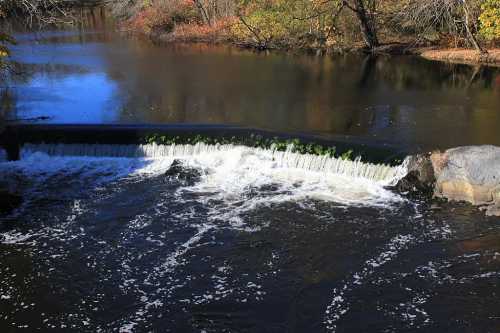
[21,143,408,185]
[270,149,408,185]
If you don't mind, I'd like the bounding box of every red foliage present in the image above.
[170,17,237,42]
[125,0,198,34]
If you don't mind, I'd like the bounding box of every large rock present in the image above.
[396,153,435,196]
[431,146,500,216]
[165,160,202,186]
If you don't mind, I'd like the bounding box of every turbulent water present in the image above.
[2,10,500,332]
[22,143,407,184]
[1,145,500,332]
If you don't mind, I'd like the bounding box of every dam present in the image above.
[1,12,500,333]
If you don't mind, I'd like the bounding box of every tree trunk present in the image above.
[193,0,211,26]
[238,15,266,49]
[348,0,379,50]
[462,0,486,55]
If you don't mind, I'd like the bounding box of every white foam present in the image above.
[21,143,407,184]
[324,234,416,331]
[0,144,414,331]
[156,224,214,274]
[4,143,408,210]
[165,146,405,210]
[1,151,150,185]
[1,230,38,245]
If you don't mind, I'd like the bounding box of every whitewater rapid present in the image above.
[1,143,497,333]
[9,143,409,209]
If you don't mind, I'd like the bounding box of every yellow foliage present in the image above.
[0,32,15,73]
[479,0,500,40]
[231,0,338,47]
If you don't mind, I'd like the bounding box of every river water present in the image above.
[2,12,500,151]
[1,10,500,333]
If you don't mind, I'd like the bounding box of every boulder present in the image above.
[395,154,435,196]
[395,145,500,216]
[165,160,202,186]
[431,146,500,215]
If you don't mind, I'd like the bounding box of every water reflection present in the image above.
[2,11,500,151]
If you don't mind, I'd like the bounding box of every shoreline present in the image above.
[146,30,500,67]
[418,49,500,67]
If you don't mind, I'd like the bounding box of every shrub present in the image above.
[231,0,337,49]
[171,17,236,42]
[127,0,199,34]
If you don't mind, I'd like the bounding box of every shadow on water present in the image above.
[1,7,500,333]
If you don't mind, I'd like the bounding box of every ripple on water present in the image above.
[1,152,499,332]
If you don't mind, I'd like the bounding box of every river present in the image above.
[2,10,500,151]
[0,9,500,333]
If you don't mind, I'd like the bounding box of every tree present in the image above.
[0,0,72,25]
[462,0,485,54]
[397,0,486,54]
[0,0,72,75]
[342,0,379,50]
[290,0,381,50]
[193,0,211,25]
[479,0,500,41]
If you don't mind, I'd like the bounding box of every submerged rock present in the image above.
[165,159,202,186]
[431,146,500,216]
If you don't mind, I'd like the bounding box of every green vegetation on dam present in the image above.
[0,1,500,332]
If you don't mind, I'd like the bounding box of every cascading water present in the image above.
[21,143,409,185]
[1,142,499,333]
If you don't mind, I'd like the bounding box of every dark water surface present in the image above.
[1,9,500,333]
[2,13,500,151]
[1,149,500,333]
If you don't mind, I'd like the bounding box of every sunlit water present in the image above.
[2,10,500,151]
[1,8,500,333]
[1,147,500,332]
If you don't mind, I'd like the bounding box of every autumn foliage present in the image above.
[125,0,199,34]
[479,0,500,41]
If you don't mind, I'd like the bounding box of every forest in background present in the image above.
[0,0,499,67]
[110,0,499,53]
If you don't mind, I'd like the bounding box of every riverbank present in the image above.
[111,0,499,68]
[143,26,500,67]
[419,49,500,67]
